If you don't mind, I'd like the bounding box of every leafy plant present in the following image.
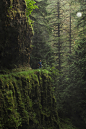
[25,0,38,25]
[25,0,38,16]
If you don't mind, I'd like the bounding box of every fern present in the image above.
[25,0,38,16]
[25,0,38,25]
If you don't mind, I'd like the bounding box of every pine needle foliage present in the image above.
[56,1,86,129]
[30,0,55,69]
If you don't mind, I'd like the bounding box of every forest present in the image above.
[31,0,86,128]
[0,0,86,129]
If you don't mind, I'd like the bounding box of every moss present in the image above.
[0,0,33,70]
[0,69,60,129]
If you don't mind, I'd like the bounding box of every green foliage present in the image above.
[30,0,55,69]
[25,0,38,25]
[55,1,86,129]
[0,69,60,129]
[25,0,38,16]
[60,118,78,129]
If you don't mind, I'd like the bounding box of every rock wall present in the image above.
[0,0,33,69]
[0,69,60,129]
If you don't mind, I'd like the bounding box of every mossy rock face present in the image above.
[0,69,60,129]
[0,0,33,69]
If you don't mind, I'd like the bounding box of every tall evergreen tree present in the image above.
[56,1,86,128]
[46,0,63,70]
[30,0,55,69]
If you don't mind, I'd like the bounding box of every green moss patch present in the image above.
[0,69,60,129]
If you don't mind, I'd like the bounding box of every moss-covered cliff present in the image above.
[0,0,33,69]
[0,69,60,129]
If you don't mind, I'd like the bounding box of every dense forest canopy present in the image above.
[30,0,86,128]
[0,0,86,129]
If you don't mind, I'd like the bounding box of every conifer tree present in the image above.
[30,0,55,69]
[56,1,86,128]
[46,0,63,70]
